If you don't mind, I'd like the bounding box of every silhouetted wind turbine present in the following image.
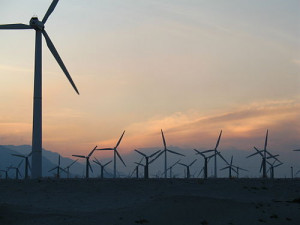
[11,152,32,179]
[178,159,197,178]
[153,129,185,178]
[64,159,78,179]
[194,149,214,179]
[247,130,279,178]
[48,155,66,178]
[267,160,283,179]
[93,158,112,179]
[135,149,161,179]
[72,146,97,179]
[220,156,237,178]
[164,160,181,178]
[97,131,126,178]
[202,130,228,178]
[0,0,79,178]
[7,160,23,179]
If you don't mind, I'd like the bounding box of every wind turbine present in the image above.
[48,155,66,178]
[232,166,248,178]
[97,131,126,178]
[72,146,97,179]
[7,160,23,180]
[11,152,32,179]
[0,0,79,178]
[247,130,279,178]
[153,129,185,178]
[164,160,181,178]
[194,149,214,179]
[93,158,112,179]
[220,156,237,178]
[202,130,228,178]
[178,159,197,178]
[63,159,78,179]
[134,149,161,179]
[267,160,283,179]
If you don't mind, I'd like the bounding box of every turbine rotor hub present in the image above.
[30,17,44,30]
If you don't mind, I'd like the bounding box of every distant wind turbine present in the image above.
[266,160,283,179]
[63,159,78,179]
[97,131,126,178]
[153,129,185,178]
[7,160,23,179]
[163,160,181,178]
[11,152,32,179]
[202,130,228,178]
[48,155,66,178]
[194,149,214,179]
[0,0,79,178]
[93,158,112,179]
[178,159,197,178]
[72,146,97,179]
[220,156,237,178]
[135,149,161,179]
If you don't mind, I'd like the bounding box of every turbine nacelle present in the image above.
[30,17,45,30]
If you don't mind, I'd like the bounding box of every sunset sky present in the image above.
[0,0,299,158]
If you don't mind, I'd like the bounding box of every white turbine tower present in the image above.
[0,0,79,179]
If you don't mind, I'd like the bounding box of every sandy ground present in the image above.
[0,178,299,225]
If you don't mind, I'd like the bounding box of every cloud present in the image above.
[117,99,300,152]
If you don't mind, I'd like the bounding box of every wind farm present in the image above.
[0,0,299,225]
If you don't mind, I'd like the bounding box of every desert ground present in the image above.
[0,178,299,225]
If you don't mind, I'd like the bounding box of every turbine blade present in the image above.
[0,23,32,29]
[293,149,300,151]
[134,149,146,157]
[217,152,228,164]
[11,154,25,158]
[160,129,167,150]
[115,130,125,148]
[201,149,214,154]
[135,162,144,167]
[259,160,263,172]
[42,30,79,94]
[72,155,86,158]
[167,149,185,157]
[264,129,268,151]
[89,163,93,173]
[149,150,161,158]
[48,167,57,172]
[97,148,114,150]
[220,166,229,171]
[17,160,23,168]
[88,146,97,157]
[215,130,222,149]
[149,150,164,164]
[273,163,283,168]
[189,159,197,166]
[28,162,32,172]
[230,156,233,166]
[116,150,126,167]
[42,0,59,24]
[27,151,33,157]
[58,155,60,166]
[68,159,78,168]
[178,163,187,167]
[103,160,112,167]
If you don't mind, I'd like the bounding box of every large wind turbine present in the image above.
[11,152,32,179]
[97,131,126,178]
[7,160,23,180]
[153,129,185,178]
[72,146,97,179]
[0,0,79,178]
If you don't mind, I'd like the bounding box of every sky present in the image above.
[0,0,299,162]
